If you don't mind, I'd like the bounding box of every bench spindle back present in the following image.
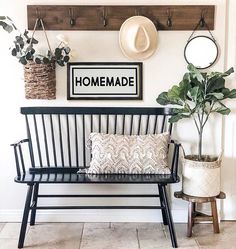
[21,107,173,169]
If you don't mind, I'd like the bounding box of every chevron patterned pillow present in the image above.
[87,132,171,175]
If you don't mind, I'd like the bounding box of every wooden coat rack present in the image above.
[27,5,215,31]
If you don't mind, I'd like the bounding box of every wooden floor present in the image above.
[0,221,235,249]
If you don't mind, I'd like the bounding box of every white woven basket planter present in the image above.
[182,155,221,197]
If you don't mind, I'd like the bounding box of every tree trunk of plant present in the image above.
[198,128,203,161]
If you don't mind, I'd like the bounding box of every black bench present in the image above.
[12,107,180,248]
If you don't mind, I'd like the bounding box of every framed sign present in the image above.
[67,62,143,100]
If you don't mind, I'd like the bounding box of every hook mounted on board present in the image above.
[69,8,76,27]
[102,7,107,27]
[166,8,172,28]
[135,8,140,16]
[199,9,207,28]
[35,8,42,28]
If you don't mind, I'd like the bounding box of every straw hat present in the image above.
[119,16,158,60]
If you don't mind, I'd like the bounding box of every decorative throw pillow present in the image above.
[87,132,171,175]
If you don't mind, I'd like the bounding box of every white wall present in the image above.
[0,0,233,222]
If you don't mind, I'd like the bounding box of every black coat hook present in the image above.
[199,10,207,28]
[103,7,107,27]
[36,8,42,28]
[166,8,172,28]
[69,8,76,27]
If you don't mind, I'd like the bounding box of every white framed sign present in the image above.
[67,62,143,100]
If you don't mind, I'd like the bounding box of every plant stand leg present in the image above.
[211,200,220,233]
[18,185,33,249]
[30,183,39,226]
[158,184,168,225]
[161,185,178,248]
[187,202,194,237]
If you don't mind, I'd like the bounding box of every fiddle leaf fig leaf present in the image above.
[189,86,199,101]
[227,89,236,98]
[207,77,225,93]
[214,104,231,115]
[156,91,182,106]
[168,113,190,123]
[208,92,224,100]
[187,63,204,82]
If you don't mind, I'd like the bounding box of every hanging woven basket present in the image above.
[24,18,56,100]
[24,61,56,99]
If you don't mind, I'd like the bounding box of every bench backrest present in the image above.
[21,107,173,169]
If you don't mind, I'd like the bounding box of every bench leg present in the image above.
[160,184,178,248]
[30,183,39,226]
[158,184,168,225]
[18,184,33,249]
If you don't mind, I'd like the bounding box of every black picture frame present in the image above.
[67,62,143,100]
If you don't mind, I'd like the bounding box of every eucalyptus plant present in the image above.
[0,16,70,66]
[156,64,236,161]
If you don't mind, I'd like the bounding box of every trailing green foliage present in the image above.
[156,64,235,160]
[0,16,71,66]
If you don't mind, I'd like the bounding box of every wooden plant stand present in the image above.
[174,191,226,237]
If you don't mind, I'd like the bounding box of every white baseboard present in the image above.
[0,209,187,223]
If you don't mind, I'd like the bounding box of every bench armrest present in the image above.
[169,139,181,179]
[11,139,30,177]
[11,138,29,147]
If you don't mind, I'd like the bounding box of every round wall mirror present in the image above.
[184,36,219,69]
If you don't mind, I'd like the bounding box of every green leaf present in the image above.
[173,107,189,114]
[156,92,182,106]
[227,89,236,98]
[156,92,169,105]
[189,86,199,101]
[223,67,234,76]
[207,77,225,93]
[187,63,204,82]
[64,47,71,54]
[25,52,32,60]
[11,48,17,56]
[179,79,191,100]
[57,60,64,66]
[0,16,6,20]
[43,57,50,64]
[168,85,181,100]
[63,55,70,62]
[208,92,224,99]
[169,114,184,123]
[35,57,41,64]
[169,113,190,123]
[215,106,231,115]
[19,56,27,65]
[0,21,13,33]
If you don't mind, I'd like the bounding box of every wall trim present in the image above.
[0,209,187,223]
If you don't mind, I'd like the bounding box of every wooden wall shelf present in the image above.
[27,5,215,31]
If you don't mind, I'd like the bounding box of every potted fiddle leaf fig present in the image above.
[156,64,235,197]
